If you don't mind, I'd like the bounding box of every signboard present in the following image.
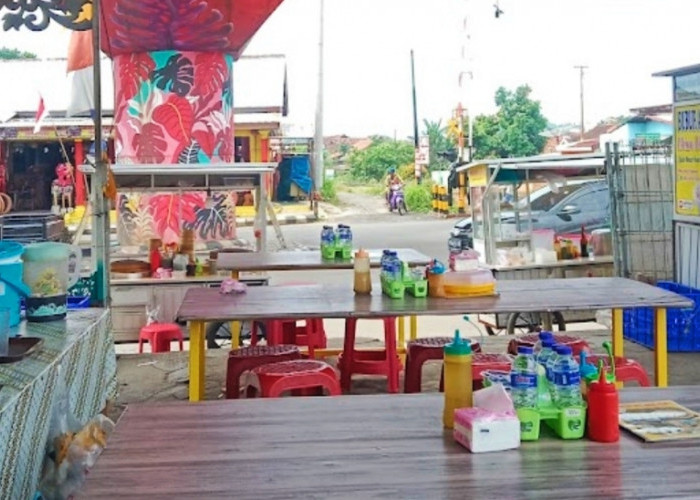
[674,104,700,218]
[414,135,429,179]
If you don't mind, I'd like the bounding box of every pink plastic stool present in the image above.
[338,317,402,394]
[226,344,301,399]
[138,323,184,353]
[250,360,341,397]
[266,318,327,358]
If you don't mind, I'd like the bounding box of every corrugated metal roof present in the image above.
[0,54,287,121]
[653,64,700,78]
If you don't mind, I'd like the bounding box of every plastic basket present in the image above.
[623,281,700,352]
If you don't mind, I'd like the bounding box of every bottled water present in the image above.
[546,344,562,384]
[536,337,555,378]
[534,331,553,353]
[551,345,583,408]
[320,226,335,251]
[337,224,353,252]
[510,346,538,408]
[387,251,402,282]
[380,250,392,279]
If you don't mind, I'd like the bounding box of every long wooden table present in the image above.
[217,248,432,345]
[80,387,700,498]
[178,278,691,401]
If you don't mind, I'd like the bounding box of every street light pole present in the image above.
[574,65,588,139]
[313,0,325,201]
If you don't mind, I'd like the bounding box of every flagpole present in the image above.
[91,0,110,306]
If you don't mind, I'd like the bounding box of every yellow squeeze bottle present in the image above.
[443,329,473,429]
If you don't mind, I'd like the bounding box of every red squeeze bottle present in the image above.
[587,366,620,442]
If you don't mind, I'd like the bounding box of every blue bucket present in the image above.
[0,241,31,326]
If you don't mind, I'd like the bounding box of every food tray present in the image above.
[0,337,44,363]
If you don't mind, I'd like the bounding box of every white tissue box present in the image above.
[453,407,520,453]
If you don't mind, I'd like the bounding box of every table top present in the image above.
[177,277,692,322]
[217,248,432,271]
[80,386,700,499]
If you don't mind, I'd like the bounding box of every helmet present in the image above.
[388,167,396,174]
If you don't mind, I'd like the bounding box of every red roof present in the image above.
[99,0,284,59]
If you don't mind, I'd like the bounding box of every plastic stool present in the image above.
[581,354,651,387]
[138,323,184,353]
[338,317,402,394]
[250,360,341,397]
[403,337,482,393]
[266,318,327,358]
[226,344,301,399]
[509,333,590,356]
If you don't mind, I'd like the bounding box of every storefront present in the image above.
[654,64,700,288]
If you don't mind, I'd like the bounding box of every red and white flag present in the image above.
[66,30,94,117]
[33,95,48,133]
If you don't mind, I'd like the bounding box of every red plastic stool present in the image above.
[226,344,301,399]
[508,333,590,356]
[472,353,514,389]
[338,317,402,394]
[403,337,482,393]
[138,323,184,353]
[250,360,341,397]
[581,354,651,387]
[266,318,327,357]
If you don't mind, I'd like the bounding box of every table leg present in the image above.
[612,308,624,358]
[189,321,205,402]
[398,317,405,349]
[410,316,418,341]
[654,308,668,387]
[229,270,241,349]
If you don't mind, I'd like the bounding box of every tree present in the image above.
[347,137,415,181]
[0,47,37,60]
[472,85,548,159]
[422,119,456,171]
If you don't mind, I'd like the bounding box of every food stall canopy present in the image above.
[455,153,606,186]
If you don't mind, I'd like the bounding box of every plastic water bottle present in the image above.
[551,345,583,408]
[534,331,553,353]
[546,344,562,384]
[537,337,555,376]
[510,346,538,408]
[380,250,392,279]
[337,224,352,252]
[389,251,403,281]
[320,226,335,251]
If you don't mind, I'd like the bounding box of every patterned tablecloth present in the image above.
[0,308,116,499]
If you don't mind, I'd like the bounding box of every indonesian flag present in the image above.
[66,30,94,117]
[33,95,48,133]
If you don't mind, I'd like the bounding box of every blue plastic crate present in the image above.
[67,295,91,309]
[623,281,700,352]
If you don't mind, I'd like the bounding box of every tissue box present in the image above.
[453,407,520,453]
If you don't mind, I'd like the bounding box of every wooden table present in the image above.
[80,387,700,499]
[217,248,432,345]
[217,248,432,272]
[178,278,691,401]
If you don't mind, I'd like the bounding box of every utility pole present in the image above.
[410,49,421,183]
[313,0,325,198]
[574,65,588,139]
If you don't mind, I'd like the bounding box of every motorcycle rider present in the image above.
[384,167,404,206]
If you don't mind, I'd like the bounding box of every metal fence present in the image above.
[606,142,674,284]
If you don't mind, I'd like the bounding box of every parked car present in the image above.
[448,179,610,251]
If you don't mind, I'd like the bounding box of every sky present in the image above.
[1,0,699,139]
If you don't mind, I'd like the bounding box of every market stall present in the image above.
[454,154,615,334]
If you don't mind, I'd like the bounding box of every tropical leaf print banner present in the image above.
[113,50,234,165]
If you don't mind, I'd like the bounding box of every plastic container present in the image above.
[510,346,538,409]
[586,366,620,442]
[353,249,372,295]
[449,249,480,272]
[551,345,583,408]
[0,241,30,327]
[443,329,473,429]
[441,269,496,297]
[623,281,700,352]
[531,229,555,251]
[320,226,336,260]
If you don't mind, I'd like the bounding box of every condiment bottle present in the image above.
[586,366,620,442]
[443,329,473,429]
[554,236,562,260]
[353,248,372,295]
[580,225,589,258]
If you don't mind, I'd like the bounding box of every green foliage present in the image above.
[422,119,455,170]
[0,47,37,60]
[347,138,415,181]
[320,178,337,203]
[404,182,433,213]
[473,85,548,159]
[397,163,416,182]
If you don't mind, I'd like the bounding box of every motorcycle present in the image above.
[388,184,408,215]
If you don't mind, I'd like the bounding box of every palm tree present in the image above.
[422,119,456,170]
